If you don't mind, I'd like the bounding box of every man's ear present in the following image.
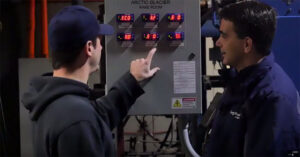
[244,37,253,54]
[84,40,93,57]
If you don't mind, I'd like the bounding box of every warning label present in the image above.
[173,61,196,94]
[173,99,182,108]
[172,97,196,109]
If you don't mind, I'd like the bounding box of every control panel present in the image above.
[105,0,201,115]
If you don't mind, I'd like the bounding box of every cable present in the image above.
[142,116,146,152]
[156,118,173,152]
[124,116,180,156]
[135,116,161,142]
[183,124,200,157]
[169,115,174,148]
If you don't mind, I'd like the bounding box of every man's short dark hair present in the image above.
[219,0,277,56]
[51,37,98,69]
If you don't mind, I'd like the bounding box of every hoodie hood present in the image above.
[22,73,91,121]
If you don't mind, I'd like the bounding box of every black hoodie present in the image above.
[22,72,144,157]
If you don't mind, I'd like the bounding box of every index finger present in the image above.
[146,48,157,65]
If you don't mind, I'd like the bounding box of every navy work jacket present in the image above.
[206,53,300,157]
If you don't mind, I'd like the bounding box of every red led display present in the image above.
[143,33,159,41]
[117,33,135,41]
[145,34,150,40]
[176,14,182,21]
[170,14,175,21]
[142,13,159,22]
[167,13,184,23]
[120,15,131,21]
[124,34,132,40]
[175,33,181,39]
[167,32,184,41]
[117,14,134,23]
[150,15,156,21]
[152,34,157,40]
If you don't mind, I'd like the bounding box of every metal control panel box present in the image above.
[105,0,201,115]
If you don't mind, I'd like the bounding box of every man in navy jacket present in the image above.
[205,1,300,156]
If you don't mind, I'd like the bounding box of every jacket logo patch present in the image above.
[230,110,242,120]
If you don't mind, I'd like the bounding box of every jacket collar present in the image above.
[231,52,274,86]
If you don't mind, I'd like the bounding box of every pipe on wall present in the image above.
[41,0,49,58]
[28,0,35,58]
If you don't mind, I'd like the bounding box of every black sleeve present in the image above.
[57,121,104,157]
[92,72,144,130]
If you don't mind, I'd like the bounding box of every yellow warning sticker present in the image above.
[172,97,196,109]
[173,99,182,108]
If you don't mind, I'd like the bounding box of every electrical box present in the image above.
[105,0,201,115]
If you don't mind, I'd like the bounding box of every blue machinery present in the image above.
[263,0,300,91]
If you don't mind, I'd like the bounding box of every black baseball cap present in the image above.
[49,5,114,53]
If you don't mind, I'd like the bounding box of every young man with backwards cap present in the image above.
[22,5,160,156]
